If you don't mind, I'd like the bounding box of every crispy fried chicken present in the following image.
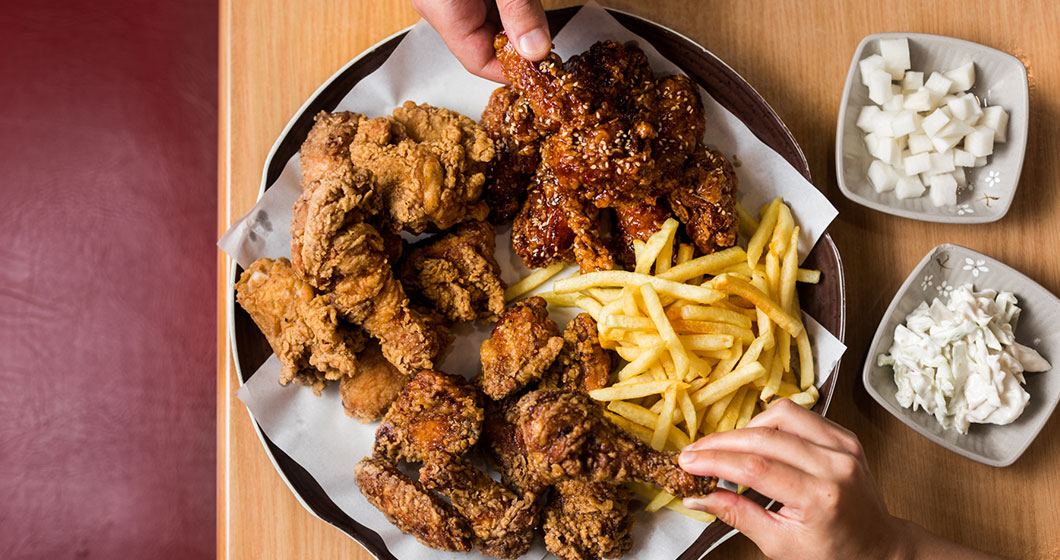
[512,389,717,498]
[667,146,739,255]
[543,480,635,560]
[235,257,364,395]
[510,172,577,268]
[291,111,447,375]
[374,369,484,464]
[355,456,474,552]
[541,313,612,393]
[481,86,542,222]
[399,220,506,324]
[420,456,539,559]
[478,296,565,400]
[339,340,409,421]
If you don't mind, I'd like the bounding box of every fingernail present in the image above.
[679,449,695,464]
[683,497,711,511]
[518,28,550,58]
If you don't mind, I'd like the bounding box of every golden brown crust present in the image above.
[667,147,739,255]
[541,314,612,394]
[339,341,409,421]
[479,297,565,400]
[543,480,635,560]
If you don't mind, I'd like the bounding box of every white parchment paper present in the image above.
[221,4,846,559]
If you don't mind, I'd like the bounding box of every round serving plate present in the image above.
[228,7,847,559]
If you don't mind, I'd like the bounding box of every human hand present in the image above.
[678,399,906,560]
[412,0,550,82]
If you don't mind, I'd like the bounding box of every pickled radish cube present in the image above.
[864,132,881,154]
[872,137,902,165]
[965,126,995,157]
[868,160,899,192]
[903,88,932,111]
[974,156,989,167]
[937,118,974,139]
[879,38,911,78]
[883,93,905,112]
[981,105,1009,142]
[891,111,919,137]
[902,71,924,92]
[857,106,882,132]
[921,109,951,137]
[947,93,983,122]
[931,134,963,154]
[924,72,953,105]
[873,111,897,136]
[939,94,959,107]
[867,69,895,105]
[952,167,967,187]
[929,174,958,207]
[895,176,926,199]
[860,54,887,86]
[929,151,956,175]
[908,133,933,154]
[904,152,932,175]
[953,148,976,167]
[944,62,975,92]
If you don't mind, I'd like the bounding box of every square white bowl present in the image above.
[863,244,1060,466]
[836,33,1029,223]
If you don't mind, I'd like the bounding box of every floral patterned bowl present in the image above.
[863,244,1060,466]
[835,33,1029,223]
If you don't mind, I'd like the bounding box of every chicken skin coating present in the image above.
[613,202,672,268]
[481,86,542,223]
[512,389,717,498]
[667,147,738,255]
[540,313,612,394]
[339,340,409,421]
[235,257,364,395]
[420,456,539,559]
[374,369,485,464]
[399,220,506,324]
[542,480,635,560]
[354,456,473,552]
[479,296,565,400]
[511,173,577,269]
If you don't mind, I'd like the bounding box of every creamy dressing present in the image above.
[878,284,1051,433]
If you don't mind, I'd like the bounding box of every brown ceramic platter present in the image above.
[229,7,847,559]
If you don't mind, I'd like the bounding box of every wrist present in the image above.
[882,516,921,560]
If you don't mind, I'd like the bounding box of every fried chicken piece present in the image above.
[479,296,565,400]
[652,74,707,179]
[354,456,473,552]
[399,220,506,324]
[511,173,576,268]
[374,369,484,463]
[348,101,493,234]
[512,389,717,498]
[482,398,544,495]
[613,202,672,268]
[339,341,409,421]
[667,147,738,254]
[542,480,635,560]
[292,112,446,375]
[482,86,542,222]
[235,257,365,395]
[541,314,612,393]
[420,456,539,559]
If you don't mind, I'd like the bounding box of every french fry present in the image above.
[604,411,655,445]
[704,388,739,429]
[797,327,815,390]
[713,275,803,337]
[676,243,694,265]
[735,388,758,429]
[750,272,773,349]
[539,291,581,307]
[504,262,565,301]
[670,320,755,343]
[678,386,698,439]
[590,380,676,401]
[574,296,603,321]
[709,345,742,383]
[761,336,787,400]
[747,197,781,266]
[554,271,725,305]
[617,344,665,381]
[646,489,675,512]
[690,362,766,407]
[780,227,800,312]
[669,305,753,329]
[641,285,691,379]
[716,386,748,432]
[797,268,821,284]
[604,315,655,331]
[659,246,747,282]
[736,199,759,238]
[636,219,679,274]
[662,498,717,523]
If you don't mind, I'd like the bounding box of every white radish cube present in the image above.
[859,54,887,86]
[904,152,932,175]
[974,156,989,167]
[953,148,976,167]
[902,71,924,91]
[951,167,967,187]
[868,160,899,192]
[873,111,897,136]
[921,108,951,137]
[857,106,882,132]
[981,105,1009,142]
[929,174,959,207]
[947,93,983,122]
[924,72,953,105]
[903,88,933,111]
[944,62,975,92]
[867,70,895,105]
[931,134,963,154]
[891,111,919,137]
[939,94,958,107]
[929,151,956,174]
[937,118,975,139]
[872,137,902,165]
[883,93,905,112]
[879,38,911,78]
[895,176,926,199]
[908,133,933,154]
[864,132,880,154]
[965,126,995,157]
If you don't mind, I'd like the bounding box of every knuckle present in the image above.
[742,454,770,479]
[816,480,842,510]
[833,452,860,478]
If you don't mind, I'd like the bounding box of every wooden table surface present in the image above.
[218,1,1060,558]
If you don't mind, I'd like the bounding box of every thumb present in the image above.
[496,0,550,60]
[684,490,784,550]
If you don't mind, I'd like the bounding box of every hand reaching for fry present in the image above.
[679,399,1001,560]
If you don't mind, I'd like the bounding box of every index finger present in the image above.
[412,0,506,82]
[747,398,863,457]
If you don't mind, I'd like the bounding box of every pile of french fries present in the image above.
[534,198,821,522]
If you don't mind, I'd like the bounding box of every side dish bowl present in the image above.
[836,33,1029,223]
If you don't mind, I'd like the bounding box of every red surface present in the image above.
[0,2,217,558]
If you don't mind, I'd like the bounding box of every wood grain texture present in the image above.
[218,1,1060,559]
